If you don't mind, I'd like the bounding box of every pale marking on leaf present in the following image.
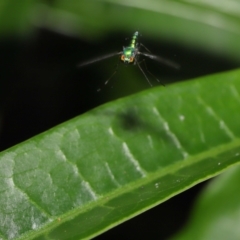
[59,149,98,200]
[10,173,53,217]
[67,128,81,139]
[57,149,67,162]
[71,165,98,199]
[82,181,98,200]
[195,115,206,143]
[108,127,115,136]
[198,97,235,140]
[67,129,81,152]
[152,107,189,159]
[147,135,153,149]
[32,222,38,230]
[75,128,81,138]
[105,163,121,187]
[179,115,185,121]
[229,84,240,104]
[122,142,146,177]
[6,220,19,240]
[72,164,79,176]
[199,129,206,143]
[219,120,235,139]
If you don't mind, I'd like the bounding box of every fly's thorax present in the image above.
[120,46,136,63]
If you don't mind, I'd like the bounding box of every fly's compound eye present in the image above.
[121,55,125,61]
[129,57,134,63]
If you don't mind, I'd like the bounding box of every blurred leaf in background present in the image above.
[0,0,34,36]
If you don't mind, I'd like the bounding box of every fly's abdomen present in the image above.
[130,31,139,48]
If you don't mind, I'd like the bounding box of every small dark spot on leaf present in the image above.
[118,109,143,131]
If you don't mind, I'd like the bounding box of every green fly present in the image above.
[78,31,179,90]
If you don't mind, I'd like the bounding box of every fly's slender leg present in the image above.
[140,42,169,82]
[97,61,120,92]
[135,59,153,87]
[140,43,152,53]
[138,58,165,86]
[77,51,122,91]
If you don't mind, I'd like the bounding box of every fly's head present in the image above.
[120,47,135,64]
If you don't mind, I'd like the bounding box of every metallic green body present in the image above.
[78,31,179,89]
[121,31,139,64]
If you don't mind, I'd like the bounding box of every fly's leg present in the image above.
[97,61,119,92]
[140,43,166,84]
[138,58,165,86]
[135,59,153,87]
[140,43,152,53]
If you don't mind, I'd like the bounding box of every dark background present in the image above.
[0,28,239,239]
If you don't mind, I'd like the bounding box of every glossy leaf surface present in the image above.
[1,70,240,239]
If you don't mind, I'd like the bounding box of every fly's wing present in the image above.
[77,51,122,67]
[138,52,180,69]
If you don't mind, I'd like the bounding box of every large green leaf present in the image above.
[1,69,240,239]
